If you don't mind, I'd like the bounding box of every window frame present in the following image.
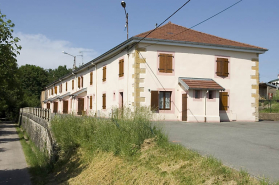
[194,90,201,99]
[159,91,172,110]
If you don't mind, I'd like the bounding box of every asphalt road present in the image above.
[159,121,279,182]
[0,121,31,185]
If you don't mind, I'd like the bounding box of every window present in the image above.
[90,96,92,109]
[216,58,229,77]
[81,76,83,88]
[51,88,53,95]
[195,90,201,99]
[159,91,171,110]
[55,86,57,94]
[66,82,67,91]
[119,59,124,77]
[90,72,93,85]
[208,90,214,99]
[102,93,106,109]
[60,84,62,93]
[72,80,74,90]
[159,54,173,73]
[219,92,229,110]
[103,66,106,82]
[78,77,80,88]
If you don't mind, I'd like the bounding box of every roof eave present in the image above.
[135,37,268,54]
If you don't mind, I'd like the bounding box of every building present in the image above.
[42,22,267,122]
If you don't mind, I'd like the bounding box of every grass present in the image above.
[18,107,279,184]
[16,126,52,184]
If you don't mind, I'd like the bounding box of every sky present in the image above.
[1,0,278,82]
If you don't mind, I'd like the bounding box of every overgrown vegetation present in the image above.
[260,91,279,113]
[17,107,277,184]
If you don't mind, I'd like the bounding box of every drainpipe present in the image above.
[95,63,97,115]
[127,53,129,106]
[205,90,208,122]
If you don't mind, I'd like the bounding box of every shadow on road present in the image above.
[0,168,31,185]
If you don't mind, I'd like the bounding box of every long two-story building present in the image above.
[42,22,267,122]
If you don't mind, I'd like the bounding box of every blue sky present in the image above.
[1,0,278,82]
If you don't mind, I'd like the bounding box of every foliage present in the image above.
[47,65,72,83]
[18,64,49,107]
[0,11,22,119]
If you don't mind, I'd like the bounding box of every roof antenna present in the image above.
[155,23,158,28]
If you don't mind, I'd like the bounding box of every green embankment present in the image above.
[19,107,276,184]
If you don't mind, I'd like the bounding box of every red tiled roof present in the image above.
[135,22,266,50]
[181,78,224,90]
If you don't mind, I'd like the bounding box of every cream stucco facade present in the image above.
[43,26,267,122]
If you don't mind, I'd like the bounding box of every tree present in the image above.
[47,65,72,83]
[0,11,22,119]
[18,65,49,107]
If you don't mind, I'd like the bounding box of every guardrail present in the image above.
[20,107,51,121]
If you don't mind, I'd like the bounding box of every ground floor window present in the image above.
[159,91,171,110]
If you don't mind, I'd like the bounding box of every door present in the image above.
[63,101,68,114]
[54,102,58,113]
[47,103,50,109]
[182,94,187,121]
[78,98,84,115]
[119,92,123,108]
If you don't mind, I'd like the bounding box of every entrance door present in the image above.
[63,101,68,114]
[182,94,187,121]
[78,98,84,115]
[119,92,123,108]
[54,102,58,113]
[47,103,50,109]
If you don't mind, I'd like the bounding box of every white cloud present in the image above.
[15,32,98,69]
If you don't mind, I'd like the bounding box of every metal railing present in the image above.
[21,107,51,121]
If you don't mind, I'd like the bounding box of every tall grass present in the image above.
[51,107,162,159]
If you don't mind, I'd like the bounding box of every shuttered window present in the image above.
[219,92,229,111]
[66,82,67,91]
[150,91,159,111]
[60,84,62,93]
[102,93,106,109]
[78,77,80,88]
[81,76,83,88]
[159,54,173,73]
[119,59,124,77]
[55,86,57,94]
[90,96,92,109]
[72,80,74,90]
[159,91,171,110]
[90,72,93,85]
[51,88,53,95]
[216,58,229,77]
[103,66,106,82]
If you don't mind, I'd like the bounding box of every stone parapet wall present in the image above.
[259,113,279,121]
[19,112,56,160]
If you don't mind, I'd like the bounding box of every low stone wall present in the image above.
[259,113,279,121]
[19,112,57,160]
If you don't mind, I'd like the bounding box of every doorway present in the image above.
[119,92,123,108]
[78,98,84,115]
[63,101,68,114]
[182,94,187,121]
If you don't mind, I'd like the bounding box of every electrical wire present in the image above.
[128,0,191,51]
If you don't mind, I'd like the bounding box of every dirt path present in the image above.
[0,121,31,185]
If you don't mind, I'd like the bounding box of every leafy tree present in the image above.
[18,64,49,107]
[47,65,72,83]
[0,11,22,119]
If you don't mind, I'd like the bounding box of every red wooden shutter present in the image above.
[166,54,173,73]
[78,77,80,88]
[151,91,159,111]
[223,59,229,77]
[90,96,92,109]
[159,54,166,72]
[122,60,124,76]
[90,72,93,85]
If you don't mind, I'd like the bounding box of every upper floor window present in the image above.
[119,59,124,77]
[103,66,106,82]
[81,76,83,88]
[72,80,74,90]
[51,88,53,95]
[59,84,62,93]
[66,82,67,91]
[216,58,229,77]
[90,72,93,85]
[78,77,81,88]
[55,86,57,94]
[158,54,173,73]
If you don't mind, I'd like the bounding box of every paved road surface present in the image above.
[159,121,279,182]
[0,121,31,185]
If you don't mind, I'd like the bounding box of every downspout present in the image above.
[205,90,208,122]
[95,63,97,115]
[127,53,129,106]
